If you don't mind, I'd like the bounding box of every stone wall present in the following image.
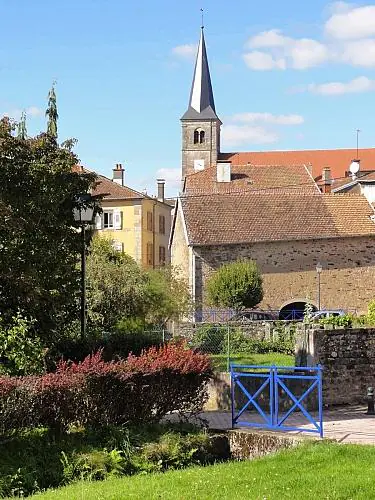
[194,236,375,313]
[296,327,375,406]
[174,321,296,341]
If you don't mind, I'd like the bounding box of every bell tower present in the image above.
[181,27,221,180]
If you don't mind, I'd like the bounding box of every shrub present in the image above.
[206,259,263,311]
[0,313,45,376]
[0,344,212,434]
[190,325,227,354]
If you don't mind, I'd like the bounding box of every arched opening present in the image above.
[199,130,205,143]
[279,301,317,321]
[193,130,199,144]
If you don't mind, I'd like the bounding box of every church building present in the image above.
[170,28,375,317]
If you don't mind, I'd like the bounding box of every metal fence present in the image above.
[184,323,296,372]
[230,364,323,437]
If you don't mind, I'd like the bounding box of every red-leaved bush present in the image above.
[0,343,212,433]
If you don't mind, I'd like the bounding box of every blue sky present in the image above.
[2,0,375,196]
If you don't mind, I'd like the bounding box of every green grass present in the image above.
[31,442,375,499]
[211,352,294,372]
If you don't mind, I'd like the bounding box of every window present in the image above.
[194,128,205,144]
[103,210,114,229]
[159,246,166,266]
[147,211,153,232]
[159,215,165,235]
[147,242,154,266]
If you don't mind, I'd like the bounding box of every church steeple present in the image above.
[181,28,219,120]
[181,28,221,179]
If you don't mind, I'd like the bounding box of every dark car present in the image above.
[229,309,276,322]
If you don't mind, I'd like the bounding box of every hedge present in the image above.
[0,343,212,434]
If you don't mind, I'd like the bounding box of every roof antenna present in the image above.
[349,129,361,180]
[201,8,204,29]
[356,128,361,160]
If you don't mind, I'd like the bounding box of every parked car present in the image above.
[229,309,276,322]
[310,310,345,321]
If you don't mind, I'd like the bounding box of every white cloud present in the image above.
[171,44,197,59]
[341,39,375,67]
[229,112,304,125]
[222,125,278,147]
[246,29,290,49]
[243,51,286,70]
[155,168,181,189]
[244,31,330,70]
[289,39,330,69]
[1,106,43,120]
[307,76,375,95]
[325,4,375,39]
[26,106,43,117]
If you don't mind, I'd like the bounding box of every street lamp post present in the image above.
[316,262,323,311]
[73,194,95,338]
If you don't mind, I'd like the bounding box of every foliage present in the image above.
[303,301,315,323]
[190,325,295,356]
[318,314,354,329]
[211,352,294,372]
[86,236,146,331]
[367,300,375,325]
[0,312,45,375]
[0,117,96,340]
[86,237,191,331]
[0,424,224,498]
[206,259,263,311]
[0,344,212,434]
[46,83,58,139]
[30,442,375,500]
[17,111,27,139]
[143,267,192,325]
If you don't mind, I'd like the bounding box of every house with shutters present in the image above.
[170,27,375,317]
[76,164,172,268]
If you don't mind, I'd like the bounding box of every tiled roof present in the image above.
[73,165,146,200]
[184,163,319,194]
[219,149,375,183]
[333,171,375,191]
[92,174,145,200]
[181,192,375,246]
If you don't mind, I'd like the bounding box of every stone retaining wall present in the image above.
[296,327,375,406]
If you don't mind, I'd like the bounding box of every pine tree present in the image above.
[17,111,27,139]
[46,82,58,139]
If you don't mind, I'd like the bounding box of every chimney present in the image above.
[217,162,231,183]
[322,167,332,193]
[112,163,124,186]
[157,179,165,202]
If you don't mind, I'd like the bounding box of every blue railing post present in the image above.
[318,364,324,438]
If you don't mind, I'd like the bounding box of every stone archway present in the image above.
[278,299,317,321]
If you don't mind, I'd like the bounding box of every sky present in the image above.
[2,0,375,196]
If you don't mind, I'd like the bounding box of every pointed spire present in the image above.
[17,111,27,140]
[181,28,219,120]
[46,82,58,139]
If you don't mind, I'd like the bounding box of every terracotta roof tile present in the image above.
[181,192,375,246]
[92,174,145,200]
[185,163,319,194]
[219,149,375,183]
[333,170,375,190]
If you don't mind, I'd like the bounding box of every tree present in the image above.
[17,111,27,139]
[143,267,191,325]
[86,236,147,331]
[206,259,263,311]
[0,117,96,340]
[46,82,58,139]
[85,236,192,331]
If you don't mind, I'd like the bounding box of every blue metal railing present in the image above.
[230,364,323,438]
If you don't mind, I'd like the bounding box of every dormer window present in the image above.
[194,128,205,144]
